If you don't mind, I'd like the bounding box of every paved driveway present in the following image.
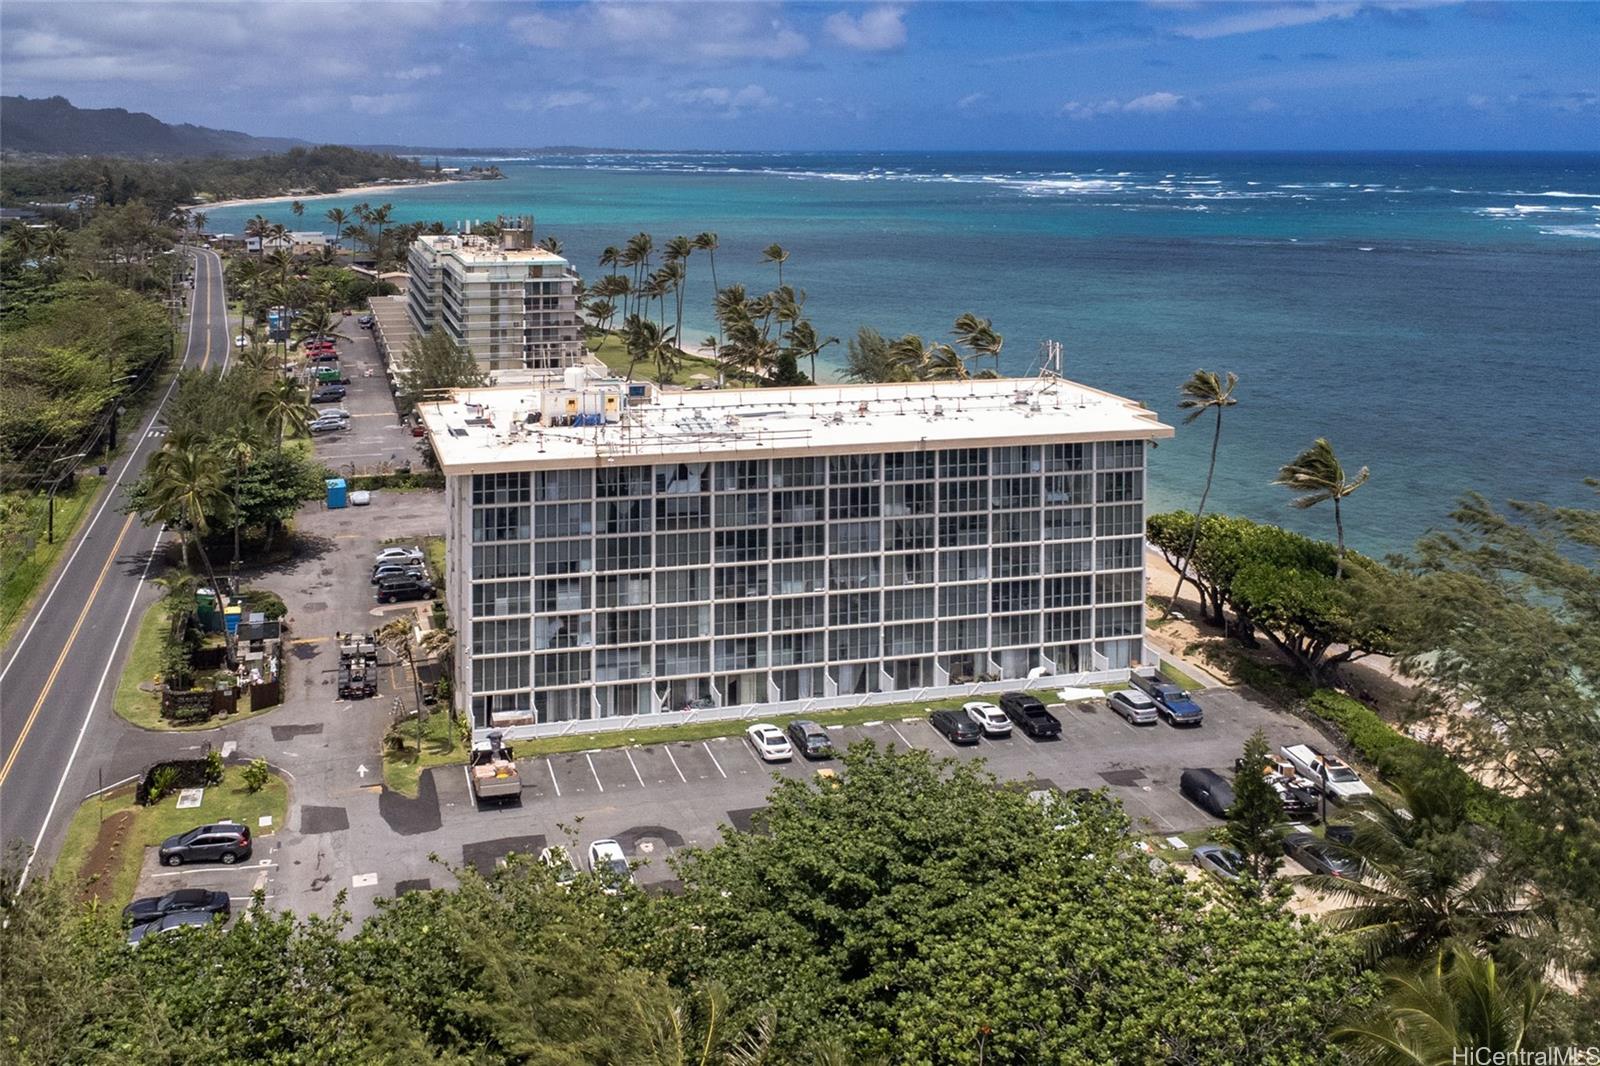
[306,320,417,476]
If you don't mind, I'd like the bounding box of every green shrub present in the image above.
[237,587,287,620]
[147,766,179,804]
[1305,690,1491,814]
[241,758,271,793]
[204,750,224,785]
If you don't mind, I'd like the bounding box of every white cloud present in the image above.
[670,84,778,117]
[510,3,806,62]
[1247,96,1280,112]
[1060,91,1195,119]
[349,92,415,116]
[956,92,988,111]
[824,5,908,52]
[541,90,597,112]
[393,64,443,82]
[1174,2,1360,40]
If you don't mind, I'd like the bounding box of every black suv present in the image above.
[785,720,834,760]
[158,823,252,867]
[377,574,435,604]
[311,384,347,403]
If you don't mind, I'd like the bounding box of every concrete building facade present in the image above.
[420,376,1174,740]
[405,217,583,373]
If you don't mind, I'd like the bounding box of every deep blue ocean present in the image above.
[205,151,1599,557]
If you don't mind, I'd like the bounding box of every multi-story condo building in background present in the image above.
[405,216,583,373]
[420,373,1174,739]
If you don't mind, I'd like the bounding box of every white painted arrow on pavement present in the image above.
[357,764,369,778]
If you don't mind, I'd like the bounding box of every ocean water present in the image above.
[205,151,1600,557]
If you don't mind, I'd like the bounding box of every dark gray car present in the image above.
[127,909,218,946]
[1179,768,1235,819]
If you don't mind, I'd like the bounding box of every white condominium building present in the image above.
[405,216,583,373]
[419,374,1174,740]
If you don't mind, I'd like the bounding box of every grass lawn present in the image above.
[0,474,105,651]
[53,767,288,907]
[112,598,285,732]
[383,710,463,796]
[515,683,1117,758]
[422,535,446,589]
[1158,658,1207,692]
[586,332,724,387]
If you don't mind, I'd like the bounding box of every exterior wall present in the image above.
[452,441,1151,740]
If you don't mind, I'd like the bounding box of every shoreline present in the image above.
[195,177,474,212]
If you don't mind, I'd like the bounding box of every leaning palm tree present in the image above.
[787,320,838,384]
[1166,370,1239,616]
[257,377,312,449]
[762,242,790,286]
[145,443,233,615]
[952,312,1004,377]
[1301,779,1552,974]
[538,234,564,255]
[1335,950,1546,1066]
[325,207,349,246]
[1273,437,1370,578]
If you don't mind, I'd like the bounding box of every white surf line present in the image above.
[702,742,727,779]
[624,748,646,788]
[17,527,164,891]
[663,745,687,783]
[546,760,562,797]
[0,252,204,686]
[584,753,604,792]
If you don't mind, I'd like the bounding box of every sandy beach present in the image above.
[195,178,470,213]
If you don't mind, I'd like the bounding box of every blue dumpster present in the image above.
[326,477,348,509]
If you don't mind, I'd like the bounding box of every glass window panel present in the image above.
[534,576,591,612]
[473,580,530,617]
[472,543,531,580]
[654,569,707,605]
[472,471,530,505]
[595,573,651,608]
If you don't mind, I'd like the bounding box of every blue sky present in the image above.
[3,1,1596,150]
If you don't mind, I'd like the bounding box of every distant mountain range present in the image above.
[1,96,308,158]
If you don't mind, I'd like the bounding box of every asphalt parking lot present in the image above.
[307,318,418,476]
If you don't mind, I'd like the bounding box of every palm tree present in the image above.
[1273,437,1370,578]
[214,428,259,568]
[326,207,349,247]
[952,312,1004,377]
[623,232,654,312]
[1302,780,1551,973]
[787,320,838,384]
[538,234,564,256]
[291,200,305,219]
[1166,370,1239,616]
[190,211,208,239]
[145,442,232,615]
[692,232,721,345]
[256,377,312,449]
[37,225,71,261]
[762,242,789,285]
[621,315,674,384]
[244,214,272,254]
[1336,950,1546,1066]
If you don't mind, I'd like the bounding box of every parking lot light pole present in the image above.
[107,373,135,452]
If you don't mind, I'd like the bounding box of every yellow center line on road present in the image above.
[0,251,219,788]
[0,511,139,787]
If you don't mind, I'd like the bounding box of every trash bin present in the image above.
[325,478,348,509]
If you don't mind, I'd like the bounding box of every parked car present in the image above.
[158,823,252,867]
[1283,832,1360,878]
[308,350,340,364]
[1235,754,1322,819]
[1324,824,1357,847]
[374,546,424,565]
[358,314,374,327]
[371,562,426,584]
[123,888,231,926]
[928,709,981,744]
[1129,671,1205,727]
[311,385,347,403]
[1192,843,1245,883]
[785,720,833,760]
[1108,689,1160,725]
[1178,768,1235,819]
[746,723,793,762]
[998,692,1062,739]
[318,407,352,422]
[1280,745,1374,804]
[539,845,578,889]
[127,910,218,947]
[587,839,632,892]
[308,416,347,434]
[350,490,372,506]
[376,574,434,604]
[233,334,248,349]
[964,700,1012,737]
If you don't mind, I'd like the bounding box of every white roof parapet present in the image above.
[419,375,1174,474]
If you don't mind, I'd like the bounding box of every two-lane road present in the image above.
[0,247,233,883]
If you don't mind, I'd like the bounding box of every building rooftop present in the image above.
[419,375,1174,473]
[414,233,567,266]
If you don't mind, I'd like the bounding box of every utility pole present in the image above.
[45,452,88,543]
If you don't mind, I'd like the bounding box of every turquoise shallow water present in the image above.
[206,151,1599,557]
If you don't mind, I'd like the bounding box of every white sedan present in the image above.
[746,723,794,762]
[587,839,632,893]
[964,701,1012,736]
[233,334,249,349]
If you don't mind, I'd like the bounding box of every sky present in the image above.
[2,1,1597,151]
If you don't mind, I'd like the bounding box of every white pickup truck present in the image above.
[1280,744,1373,804]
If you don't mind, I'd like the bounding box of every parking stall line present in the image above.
[663,745,688,783]
[702,742,728,779]
[153,862,278,879]
[624,748,647,788]
[546,760,562,797]
[585,753,605,792]
[887,723,914,749]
